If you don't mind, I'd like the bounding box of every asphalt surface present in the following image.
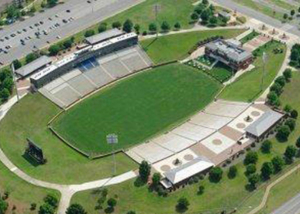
[0,0,143,66]
[271,193,300,214]
[212,0,300,37]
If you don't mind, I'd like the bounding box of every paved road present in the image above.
[271,193,300,214]
[0,0,143,66]
[212,0,300,37]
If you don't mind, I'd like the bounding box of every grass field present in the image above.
[0,161,60,214]
[240,30,260,44]
[0,94,137,184]
[52,63,221,154]
[233,0,284,21]
[219,41,286,102]
[73,0,197,42]
[140,29,246,64]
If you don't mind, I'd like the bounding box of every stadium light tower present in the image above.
[107,134,118,176]
[260,52,268,91]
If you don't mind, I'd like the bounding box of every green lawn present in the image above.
[0,94,137,184]
[74,0,197,42]
[219,41,286,102]
[140,29,246,64]
[0,161,60,214]
[52,63,221,155]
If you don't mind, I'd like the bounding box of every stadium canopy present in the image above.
[15,56,52,77]
[245,110,284,138]
[164,157,214,185]
[85,28,124,45]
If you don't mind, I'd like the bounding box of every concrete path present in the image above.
[0,94,137,214]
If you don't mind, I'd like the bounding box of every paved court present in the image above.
[39,46,152,108]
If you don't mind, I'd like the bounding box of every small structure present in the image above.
[218,11,231,20]
[245,110,284,140]
[205,39,253,71]
[25,138,46,164]
[15,56,52,78]
[160,156,214,189]
[85,28,124,45]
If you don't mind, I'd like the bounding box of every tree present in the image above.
[284,145,297,163]
[246,164,256,175]
[139,161,151,182]
[291,9,296,17]
[30,5,36,13]
[0,199,8,214]
[12,59,22,70]
[123,19,133,33]
[134,24,140,33]
[48,45,60,56]
[202,0,209,5]
[0,88,10,101]
[66,204,87,214]
[275,76,286,87]
[3,78,14,92]
[298,6,300,13]
[267,91,279,106]
[283,69,292,81]
[284,104,292,113]
[271,156,285,173]
[112,21,121,29]
[228,165,237,178]
[127,211,136,214]
[152,172,161,187]
[283,13,288,20]
[270,83,282,95]
[161,21,170,32]
[285,118,296,131]
[200,10,210,23]
[84,29,95,37]
[248,173,260,188]
[198,185,205,195]
[276,125,291,142]
[244,151,258,165]
[47,0,58,7]
[191,12,199,22]
[38,203,54,214]
[107,198,117,208]
[261,162,274,180]
[296,137,300,148]
[26,53,38,64]
[291,109,298,119]
[63,39,73,49]
[148,23,157,33]
[261,140,272,154]
[98,23,107,33]
[209,16,218,26]
[176,197,190,212]
[174,22,181,30]
[44,194,58,208]
[0,69,11,82]
[209,167,223,182]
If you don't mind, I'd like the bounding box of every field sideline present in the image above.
[51,63,222,155]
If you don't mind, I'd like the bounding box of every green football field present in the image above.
[52,63,221,155]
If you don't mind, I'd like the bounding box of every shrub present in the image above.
[112,21,121,29]
[275,76,286,87]
[244,151,258,165]
[228,165,237,178]
[283,69,292,81]
[107,198,117,208]
[276,125,291,142]
[261,162,274,180]
[66,204,87,214]
[198,185,205,195]
[176,197,190,212]
[291,110,298,119]
[44,194,58,208]
[123,19,133,33]
[285,118,296,131]
[284,145,297,163]
[271,156,285,173]
[98,23,107,32]
[84,29,95,37]
[246,164,256,175]
[48,45,61,56]
[296,137,300,148]
[248,173,260,189]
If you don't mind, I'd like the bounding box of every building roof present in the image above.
[164,156,214,185]
[85,28,124,45]
[206,39,252,63]
[15,56,51,77]
[245,110,284,137]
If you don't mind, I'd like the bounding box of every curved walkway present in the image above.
[0,94,137,214]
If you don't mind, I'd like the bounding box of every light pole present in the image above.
[10,63,20,102]
[107,134,118,176]
[153,4,160,38]
[260,52,268,91]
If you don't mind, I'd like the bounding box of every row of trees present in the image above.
[0,68,13,102]
[283,7,300,21]
[290,43,300,68]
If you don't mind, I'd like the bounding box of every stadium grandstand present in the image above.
[15,56,52,78]
[30,30,152,108]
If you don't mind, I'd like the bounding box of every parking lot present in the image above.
[0,0,143,66]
